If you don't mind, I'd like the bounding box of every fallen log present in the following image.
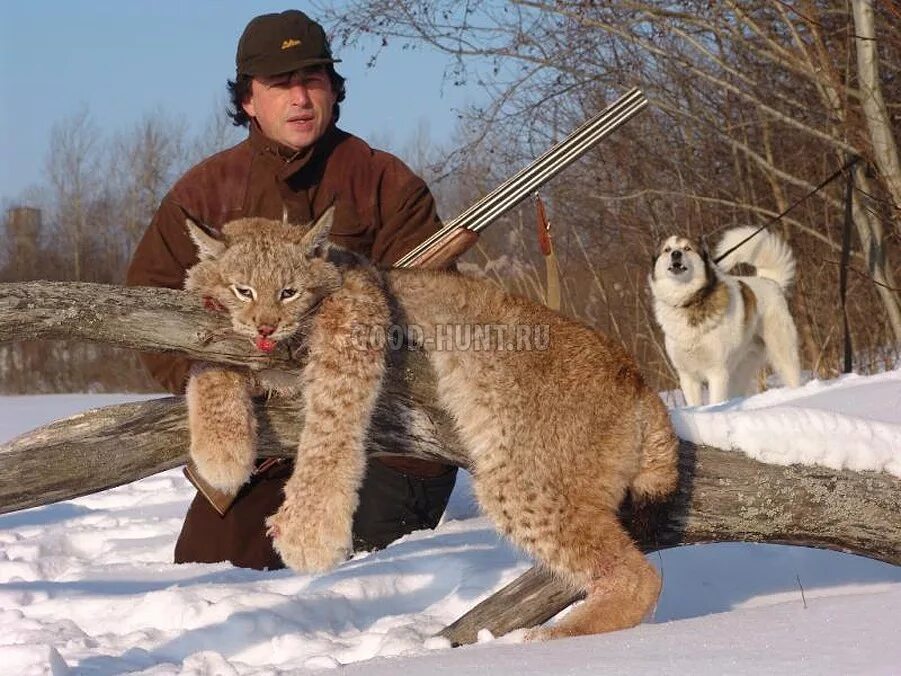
[0,282,462,514]
[0,391,464,514]
[0,281,298,371]
[1,281,899,646]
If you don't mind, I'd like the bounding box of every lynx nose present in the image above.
[257,324,277,337]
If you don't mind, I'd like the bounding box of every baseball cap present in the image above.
[236,10,341,77]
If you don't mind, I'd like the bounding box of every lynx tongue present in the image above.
[254,337,276,353]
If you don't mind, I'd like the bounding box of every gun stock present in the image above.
[402,228,480,269]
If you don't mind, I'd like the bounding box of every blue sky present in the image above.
[0,2,481,203]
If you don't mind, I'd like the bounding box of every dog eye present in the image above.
[230,284,255,302]
[280,287,299,302]
[684,245,692,252]
[663,246,671,253]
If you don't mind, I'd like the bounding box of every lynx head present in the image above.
[184,208,343,352]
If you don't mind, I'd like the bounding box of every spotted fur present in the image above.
[184,209,679,640]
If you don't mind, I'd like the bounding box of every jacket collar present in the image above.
[249,121,342,180]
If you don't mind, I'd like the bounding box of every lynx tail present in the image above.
[630,390,679,502]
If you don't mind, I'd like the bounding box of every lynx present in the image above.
[184,209,678,640]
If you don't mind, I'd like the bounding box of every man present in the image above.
[126,9,457,570]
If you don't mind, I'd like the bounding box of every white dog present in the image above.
[649,226,802,406]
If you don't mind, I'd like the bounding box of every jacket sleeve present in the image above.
[125,197,200,394]
[370,165,447,267]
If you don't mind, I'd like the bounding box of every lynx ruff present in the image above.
[183,209,678,640]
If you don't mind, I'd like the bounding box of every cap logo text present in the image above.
[281,38,301,50]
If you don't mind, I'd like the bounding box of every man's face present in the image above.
[243,67,337,151]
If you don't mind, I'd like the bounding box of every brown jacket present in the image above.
[127,122,447,476]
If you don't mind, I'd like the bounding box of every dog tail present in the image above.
[714,226,796,292]
[631,389,679,503]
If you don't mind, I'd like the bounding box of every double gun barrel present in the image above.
[397,88,648,269]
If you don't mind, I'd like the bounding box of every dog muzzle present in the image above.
[668,252,687,274]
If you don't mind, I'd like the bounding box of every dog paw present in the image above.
[266,495,352,573]
[190,436,255,495]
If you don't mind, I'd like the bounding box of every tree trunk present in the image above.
[852,0,901,237]
[1,281,898,645]
[850,164,901,342]
[0,281,287,370]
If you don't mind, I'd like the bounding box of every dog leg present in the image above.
[762,308,802,389]
[707,369,731,404]
[730,347,765,398]
[678,373,704,407]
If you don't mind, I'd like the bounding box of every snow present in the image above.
[1,372,900,675]
[672,369,901,477]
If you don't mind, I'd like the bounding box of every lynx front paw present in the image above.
[190,436,255,495]
[266,495,352,573]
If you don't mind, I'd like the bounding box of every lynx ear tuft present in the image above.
[303,206,335,259]
[186,219,226,260]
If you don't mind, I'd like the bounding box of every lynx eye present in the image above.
[280,287,299,302]
[230,284,256,302]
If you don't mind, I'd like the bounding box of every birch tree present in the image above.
[46,109,103,282]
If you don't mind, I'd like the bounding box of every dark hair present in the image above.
[226,65,347,127]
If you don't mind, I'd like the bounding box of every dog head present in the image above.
[649,235,717,304]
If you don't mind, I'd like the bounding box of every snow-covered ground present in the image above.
[1,372,899,675]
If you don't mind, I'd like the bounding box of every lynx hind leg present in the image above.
[186,365,257,494]
[530,394,676,639]
[267,271,390,573]
[525,511,662,642]
[472,459,661,642]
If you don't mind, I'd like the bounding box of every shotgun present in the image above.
[398,87,648,269]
